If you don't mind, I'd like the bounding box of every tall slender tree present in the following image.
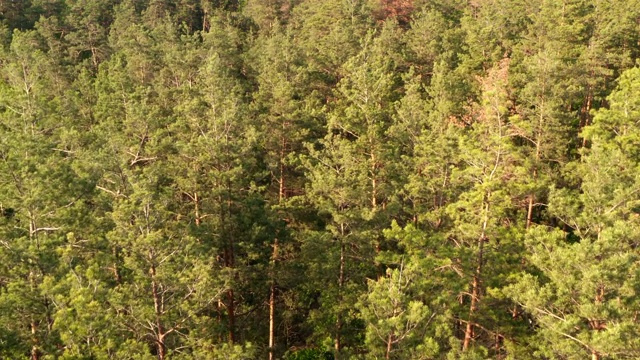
[506,67,640,360]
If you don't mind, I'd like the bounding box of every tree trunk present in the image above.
[279,136,286,203]
[151,263,166,360]
[526,194,535,229]
[223,122,237,344]
[220,183,236,344]
[269,135,287,359]
[217,298,223,343]
[462,274,479,350]
[227,234,236,343]
[228,288,236,343]
[30,320,39,360]
[157,337,166,360]
[527,103,543,230]
[371,152,377,208]
[526,166,538,229]
[194,191,201,226]
[385,334,393,360]
[435,166,449,229]
[335,223,346,355]
[29,222,40,360]
[580,85,593,148]
[268,238,279,360]
[112,246,122,284]
[268,283,276,360]
[202,9,209,32]
[463,198,489,351]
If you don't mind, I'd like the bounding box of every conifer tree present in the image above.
[357,262,437,359]
[302,23,404,357]
[0,29,90,359]
[506,67,640,360]
[248,26,324,358]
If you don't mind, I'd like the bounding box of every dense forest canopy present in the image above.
[0,0,639,359]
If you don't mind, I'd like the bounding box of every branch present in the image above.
[96,185,124,198]
[456,318,511,341]
[605,188,640,215]
[128,154,158,167]
[532,306,568,323]
[30,227,60,235]
[51,148,75,155]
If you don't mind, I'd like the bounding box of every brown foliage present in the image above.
[373,0,414,25]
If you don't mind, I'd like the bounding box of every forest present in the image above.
[0,0,639,359]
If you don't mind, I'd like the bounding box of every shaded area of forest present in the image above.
[1,0,640,359]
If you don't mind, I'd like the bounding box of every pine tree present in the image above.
[248,25,324,358]
[357,262,437,359]
[302,23,404,357]
[0,29,92,359]
[506,67,640,360]
[169,15,277,356]
[289,0,373,95]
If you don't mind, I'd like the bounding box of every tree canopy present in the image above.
[0,1,639,359]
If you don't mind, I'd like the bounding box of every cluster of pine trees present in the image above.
[1,0,640,359]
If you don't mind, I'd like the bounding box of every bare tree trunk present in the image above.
[216,298,223,343]
[279,137,286,202]
[157,337,166,360]
[222,119,237,344]
[580,85,593,148]
[269,134,287,359]
[227,229,236,343]
[335,223,346,355]
[112,246,122,284]
[202,9,209,32]
[151,263,166,360]
[268,238,279,360]
[385,334,393,360]
[30,320,39,360]
[526,166,538,229]
[463,198,489,351]
[527,101,543,229]
[29,218,40,360]
[268,284,276,360]
[462,274,480,350]
[194,191,201,226]
[220,178,236,344]
[91,47,99,69]
[526,194,535,229]
[371,152,377,208]
[227,280,236,344]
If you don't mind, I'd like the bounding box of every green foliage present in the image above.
[505,67,640,359]
[1,1,640,359]
[358,264,438,359]
[284,348,335,360]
